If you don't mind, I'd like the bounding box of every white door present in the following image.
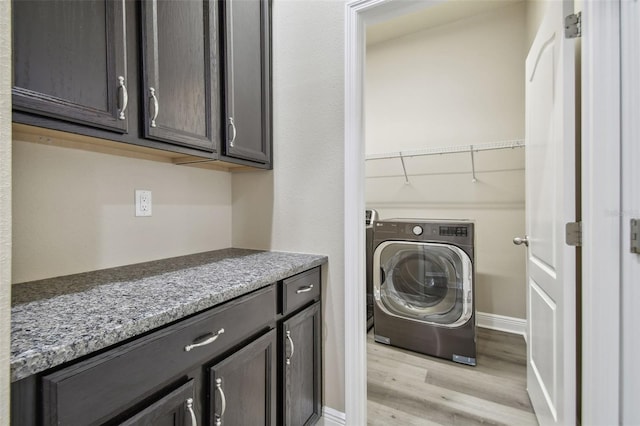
[524,0,576,425]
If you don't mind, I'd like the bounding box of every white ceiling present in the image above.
[366,0,524,45]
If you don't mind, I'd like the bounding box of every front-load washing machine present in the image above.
[373,219,476,365]
[365,209,379,331]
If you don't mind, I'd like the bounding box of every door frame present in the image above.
[343,0,623,424]
[620,1,640,424]
[580,1,622,424]
[344,1,446,422]
[0,0,11,418]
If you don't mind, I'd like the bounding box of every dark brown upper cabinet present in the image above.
[12,0,221,158]
[221,0,272,168]
[141,0,220,152]
[12,0,272,166]
[12,0,129,133]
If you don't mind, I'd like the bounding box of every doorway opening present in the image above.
[346,1,623,425]
[363,2,530,423]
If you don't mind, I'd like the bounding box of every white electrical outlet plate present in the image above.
[135,190,152,217]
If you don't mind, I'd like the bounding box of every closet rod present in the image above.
[365,139,525,161]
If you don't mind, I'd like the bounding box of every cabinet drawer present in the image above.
[42,285,276,426]
[282,267,320,316]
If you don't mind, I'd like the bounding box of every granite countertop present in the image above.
[11,248,327,382]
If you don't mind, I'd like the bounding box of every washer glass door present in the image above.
[374,241,472,326]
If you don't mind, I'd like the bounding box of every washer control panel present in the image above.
[439,226,469,237]
[374,221,473,243]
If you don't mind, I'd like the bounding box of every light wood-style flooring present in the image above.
[367,328,538,426]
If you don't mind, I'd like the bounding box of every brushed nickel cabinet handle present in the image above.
[149,87,159,127]
[214,378,226,426]
[186,398,197,426]
[184,328,225,352]
[118,76,128,120]
[286,330,295,365]
[296,284,314,294]
[228,117,237,147]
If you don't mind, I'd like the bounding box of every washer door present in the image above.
[373,241,473,327]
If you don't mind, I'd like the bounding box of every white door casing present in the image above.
[344,1,445,423]
[620,0,637,423]
[581,2,621,424]
[524,1,576,425]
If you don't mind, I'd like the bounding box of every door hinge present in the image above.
[565,12,582,39]
[566,221,582,247]
[631,219,640,254]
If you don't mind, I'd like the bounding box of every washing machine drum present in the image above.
[377,242,471,325]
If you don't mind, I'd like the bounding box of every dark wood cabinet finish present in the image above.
[40,285,275,426]
[10,267,322,426]
[141,0,220,152]
[12,0,222,159]
[10,375,38,426]
[221,0,272,167]
[208,330,277,425]
[12,0,128,133]
[12,0,273,165]
[282,302,322,426]
[283,267,321,317]
[119,379,195,426]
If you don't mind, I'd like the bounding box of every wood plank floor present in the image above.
[367,328,538,426]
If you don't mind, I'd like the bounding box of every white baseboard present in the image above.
[476,311,527,337]
[321,406,346,426]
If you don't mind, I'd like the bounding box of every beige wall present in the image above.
[232,0,345,412]
[365,3,527,319]
[12,140,233,283]
[366,2,526,153]
[0,0,11,421]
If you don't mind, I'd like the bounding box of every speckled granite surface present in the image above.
[11,248,327,382]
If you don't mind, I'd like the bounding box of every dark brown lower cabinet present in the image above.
[208,330,277,425]
[10,267,323,426]
[282,302,322,426]
[120,380,196,426]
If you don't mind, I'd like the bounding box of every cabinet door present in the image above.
[282,303,321,426]
[12,0,128,133]
[141,0,220,152]
[119,380,197,426]
[222,0,271,165]
[208,330,277,425]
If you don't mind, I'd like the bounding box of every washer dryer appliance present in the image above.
[365,209,379,331]
[373,219,476,365]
